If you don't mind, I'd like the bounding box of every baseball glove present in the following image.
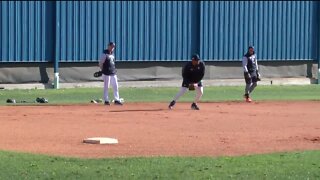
[188,84,196,91]
[93,71,102,78]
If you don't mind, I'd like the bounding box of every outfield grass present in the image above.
[0,150,319,180]
[0,85,320,179]
[1,85,320,105]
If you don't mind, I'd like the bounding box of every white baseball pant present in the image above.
[102,74,120,102]
[173,86,203,103]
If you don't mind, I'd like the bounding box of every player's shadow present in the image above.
[109,109,164,112]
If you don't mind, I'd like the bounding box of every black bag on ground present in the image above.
[36,97,48,103]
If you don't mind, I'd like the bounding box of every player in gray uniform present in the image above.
[168,54,205,110]
[99,42,123,105]
[242,46,261,102]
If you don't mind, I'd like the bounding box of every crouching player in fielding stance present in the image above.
[242,46,261,102]
[99,42,123,106]
[168,54,205,110]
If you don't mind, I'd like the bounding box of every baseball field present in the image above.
[0,85,319,179]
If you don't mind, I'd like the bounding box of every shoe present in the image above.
[104,101,111,105]
[91,100,97,104]
[191,103,200,110]
[168,100,176,109]
[114,100,123,105]
[244,94,252,103]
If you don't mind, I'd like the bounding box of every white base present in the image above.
[83,137,118,144]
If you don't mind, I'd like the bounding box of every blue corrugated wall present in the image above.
[56,1,194,62]
[0,1,55,62]
[0,1,319,62]
[201,1,316,61]
[315,2,320,62]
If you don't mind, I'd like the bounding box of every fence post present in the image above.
[54,2,60,89]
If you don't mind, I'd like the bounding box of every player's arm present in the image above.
[255,55,261,81]
[182,64,191,84]
[255,55,260,74]
[98,54,106,70]
[242,56,249,73]
[242,56,251,79]
[255,55,259,71]
[199,62,205,80]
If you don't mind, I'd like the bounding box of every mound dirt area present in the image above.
[0,101,319,158]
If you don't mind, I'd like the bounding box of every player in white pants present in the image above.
[168,54,205,110]
[99,42,123,105]
[171,85,204,109]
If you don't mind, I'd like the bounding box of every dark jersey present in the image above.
[101,49,117,75]
[243,53,258,73]
[182,61,205,84]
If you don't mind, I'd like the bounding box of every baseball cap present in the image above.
[191,54,200,61]
[108,42,116,47]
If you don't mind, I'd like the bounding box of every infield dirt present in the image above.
[0,101,319,158]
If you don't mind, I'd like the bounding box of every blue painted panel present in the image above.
[0,1,54,62]
[314,2,320,61]
[200,1,316,61]
[1,1,319,63]
[55,1,194,62]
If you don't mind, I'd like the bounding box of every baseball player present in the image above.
[99,42,123,105]
[168,54,205,110]
[242,46,261,102]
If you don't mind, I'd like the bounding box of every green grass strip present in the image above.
[1,85,320,105]
[0,150,319,179]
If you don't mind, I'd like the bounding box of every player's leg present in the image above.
[173,87,188,101]
[244,73,252,102]
[249,74,258,94]
[249,82,257,93]
[168,84,189,109]
[103,75,111,105]
[191,82,203,110]
[110,75,122,105]
[169,80,189,109]
[194,86,203,103]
